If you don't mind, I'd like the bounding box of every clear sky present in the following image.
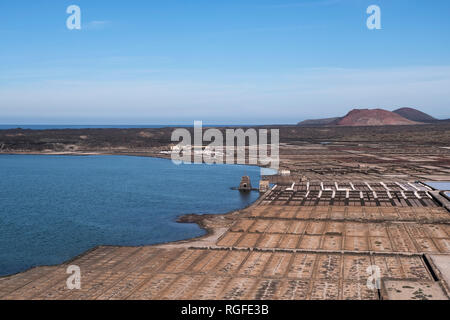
[1,0,449,124]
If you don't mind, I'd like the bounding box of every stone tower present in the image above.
[238,176,252,192]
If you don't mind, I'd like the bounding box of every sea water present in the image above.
[0,155,260,276]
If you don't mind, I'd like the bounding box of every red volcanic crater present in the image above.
[336,109,421,126]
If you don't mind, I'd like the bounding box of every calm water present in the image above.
[424,182,450,190]
[0,125,171,130]
[0,125,187,130]
[0,155,260,276]
[0,124,258,130]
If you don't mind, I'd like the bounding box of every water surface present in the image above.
[0,124,258,130]
[424,181,450,190]
[0,155,260,276]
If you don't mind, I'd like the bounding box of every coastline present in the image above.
[0,196,265,279]
[0,151,266,278]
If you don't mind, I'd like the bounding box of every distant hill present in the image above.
[393,107,436,123]
[297,117,341,127]
[336,109,420,126]
[298,108,423,127]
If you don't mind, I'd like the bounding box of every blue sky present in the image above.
[0,0,449,124]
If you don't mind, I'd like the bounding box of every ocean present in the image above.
[0,124,258,130]
[0,125,171,130]
[0,155,260,276]
[424,181,450,190]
